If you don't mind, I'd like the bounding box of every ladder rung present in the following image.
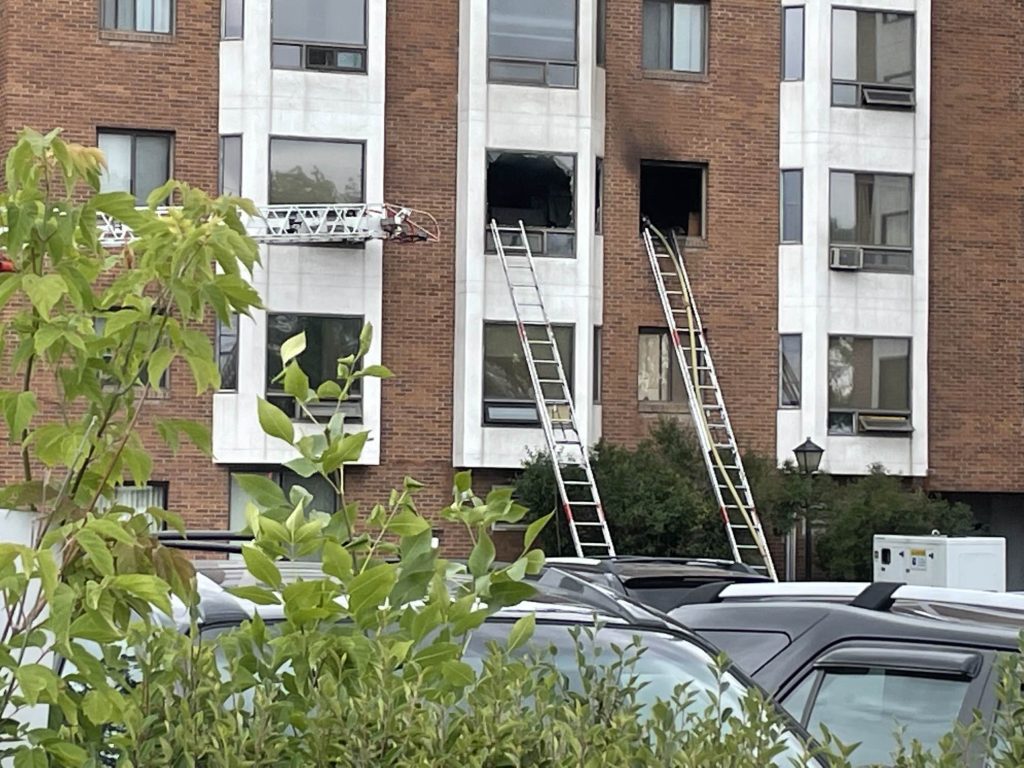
[537,378,564,384]
[579,542,612,549]
[563,481,591,486]
[572,522,606,528]
[528,338,554,345]
[568,501,599,506]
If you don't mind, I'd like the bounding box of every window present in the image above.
[640,161,706,241]
[828,336,911,435]
[486,151,575,257]
[219,135,242,196]
[698,631,791,672]
[779,334,801,408]
[483,323,574,426]
[786,668,969,765]
[488,0,578,88]
[596,0,606,67]
[229,469,336,531]
[638,329,687,404]
[781,169,802,243]
[271,0,366,73]
[266,314,362,421]
[830,172,912,272]
[268,138,364,205]
[593,326,602,404]
[97,130,172,205]
[642,1,707,74]
[595,157,604,235]
[782,7,804,81]
[221,0,243,39]
[217,314,239,391]
[97,483,168,530]
[101,0,172,33]
[832,9,915,108]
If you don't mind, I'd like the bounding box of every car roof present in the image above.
[544,556,768,582]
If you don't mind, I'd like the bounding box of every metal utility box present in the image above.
[873,535,1006,591]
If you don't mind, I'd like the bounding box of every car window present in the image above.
[697,630,791,673]
[798,668,970,766]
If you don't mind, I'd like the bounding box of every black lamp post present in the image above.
[793,437,824,580]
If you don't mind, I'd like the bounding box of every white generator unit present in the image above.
[873,534,1006,591]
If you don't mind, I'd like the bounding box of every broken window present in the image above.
[640,161,706,240]
[486,151,576,257]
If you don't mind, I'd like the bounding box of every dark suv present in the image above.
[670,582,1022,766]
[538,556,770,611]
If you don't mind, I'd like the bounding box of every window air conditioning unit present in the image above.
[829,246,863,270]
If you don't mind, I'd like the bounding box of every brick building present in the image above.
[1,0,1022,586]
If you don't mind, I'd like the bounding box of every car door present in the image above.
[776,642,993,767]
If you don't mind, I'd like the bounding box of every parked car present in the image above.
[537,555,770,612]
[670,582,1023,766]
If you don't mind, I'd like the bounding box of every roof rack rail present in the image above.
[849,581,905,611]
[155,530,253,555]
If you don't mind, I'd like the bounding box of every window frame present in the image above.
[481,321,576,427]
[267,136,367,206]
[593,326,602,404]
[486,0,580,89]
[216,313,240,392]
[827,334,912,436]
[641,0,710,76]
[270,0,369,74]
[830,7,916,110]
[639,160,709,244]
[779,334,802,409]
[97,128,174,205]
[596,0,606,67]
[219,134,242,197]
[103,481,170,531]
[637,328,690,406]
[221,0,243,39]
[828,170,914,273]
[265,312,364,423]
[484,149,578,258]
[780,168,803,244]
[595,157,604,235]
[100,0,174,34]
[781,6,804,81]
[228,468,339,533]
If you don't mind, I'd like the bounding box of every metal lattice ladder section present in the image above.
[490,219,615,558]
[642,223,777,580]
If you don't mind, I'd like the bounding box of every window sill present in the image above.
[99,29,175,44]
[638,400,689,415]
[272,65,368,76]
[642,70,709,84]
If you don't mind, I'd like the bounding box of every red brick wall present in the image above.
[601,0,780,457]
[928,1,1024,492]
[0,0,226,527]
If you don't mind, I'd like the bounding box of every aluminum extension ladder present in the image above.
[642,222,777,580]
[490,219,615,558]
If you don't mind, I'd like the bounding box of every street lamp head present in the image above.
[793,437,824,475]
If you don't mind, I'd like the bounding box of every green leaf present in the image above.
[147,347,174,390]
[4,390,37,440]
[83,518,134,545]
[15,664,57,705]
[22,273,67,318]
[33,325,63,354]
[110,574,173,616]
[99,308,142,337]
[358,322,373,356]
[155,418,212,456]
[348,565,397,623]
[525,548,545,575]
[507,613,535,652]
[440,660,476,688]
[283,456,317,478]
[13,747,47,768]
[411,641,460,668]
[453,470,472,497]
[257,397,294,445]
[387,509,430,538]
[68,612,121,643]
[242,544,282,588]
[322,430,369,473]
[523,511,554,552]
[45,740,87,767]
[279,332,306,365]
[234,473,287,510]
[322,540,353,581]
[467,530,496,577]
[283,362,311,402]
[122,444,152,487]
[360,364,393,379]
[316,380,343,400]
[82,690,112,725]
[225,586,282,606]
[74,529,113,577]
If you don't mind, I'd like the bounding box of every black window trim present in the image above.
[96,128,175,203]
[481,320,576,428]
[830,6,916,110]
[641,0,710,76]
[267,135,367,207]
[828,168,914,274]
[269,0,369,74]
[486,0,580,89]
[264,311,364,423]
[484,148,578,258]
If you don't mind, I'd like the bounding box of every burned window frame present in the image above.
[640,160,708,242]
[485,150,577,258]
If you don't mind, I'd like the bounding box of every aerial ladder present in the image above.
[490,219,615,559]
[642,221,778,581]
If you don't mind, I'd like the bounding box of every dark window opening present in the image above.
[486,151,576,257]
[640,162,705,240]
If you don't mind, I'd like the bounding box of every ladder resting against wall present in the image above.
[642,221,778,581]
[95,203,441,247]
[490,218,615,559]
